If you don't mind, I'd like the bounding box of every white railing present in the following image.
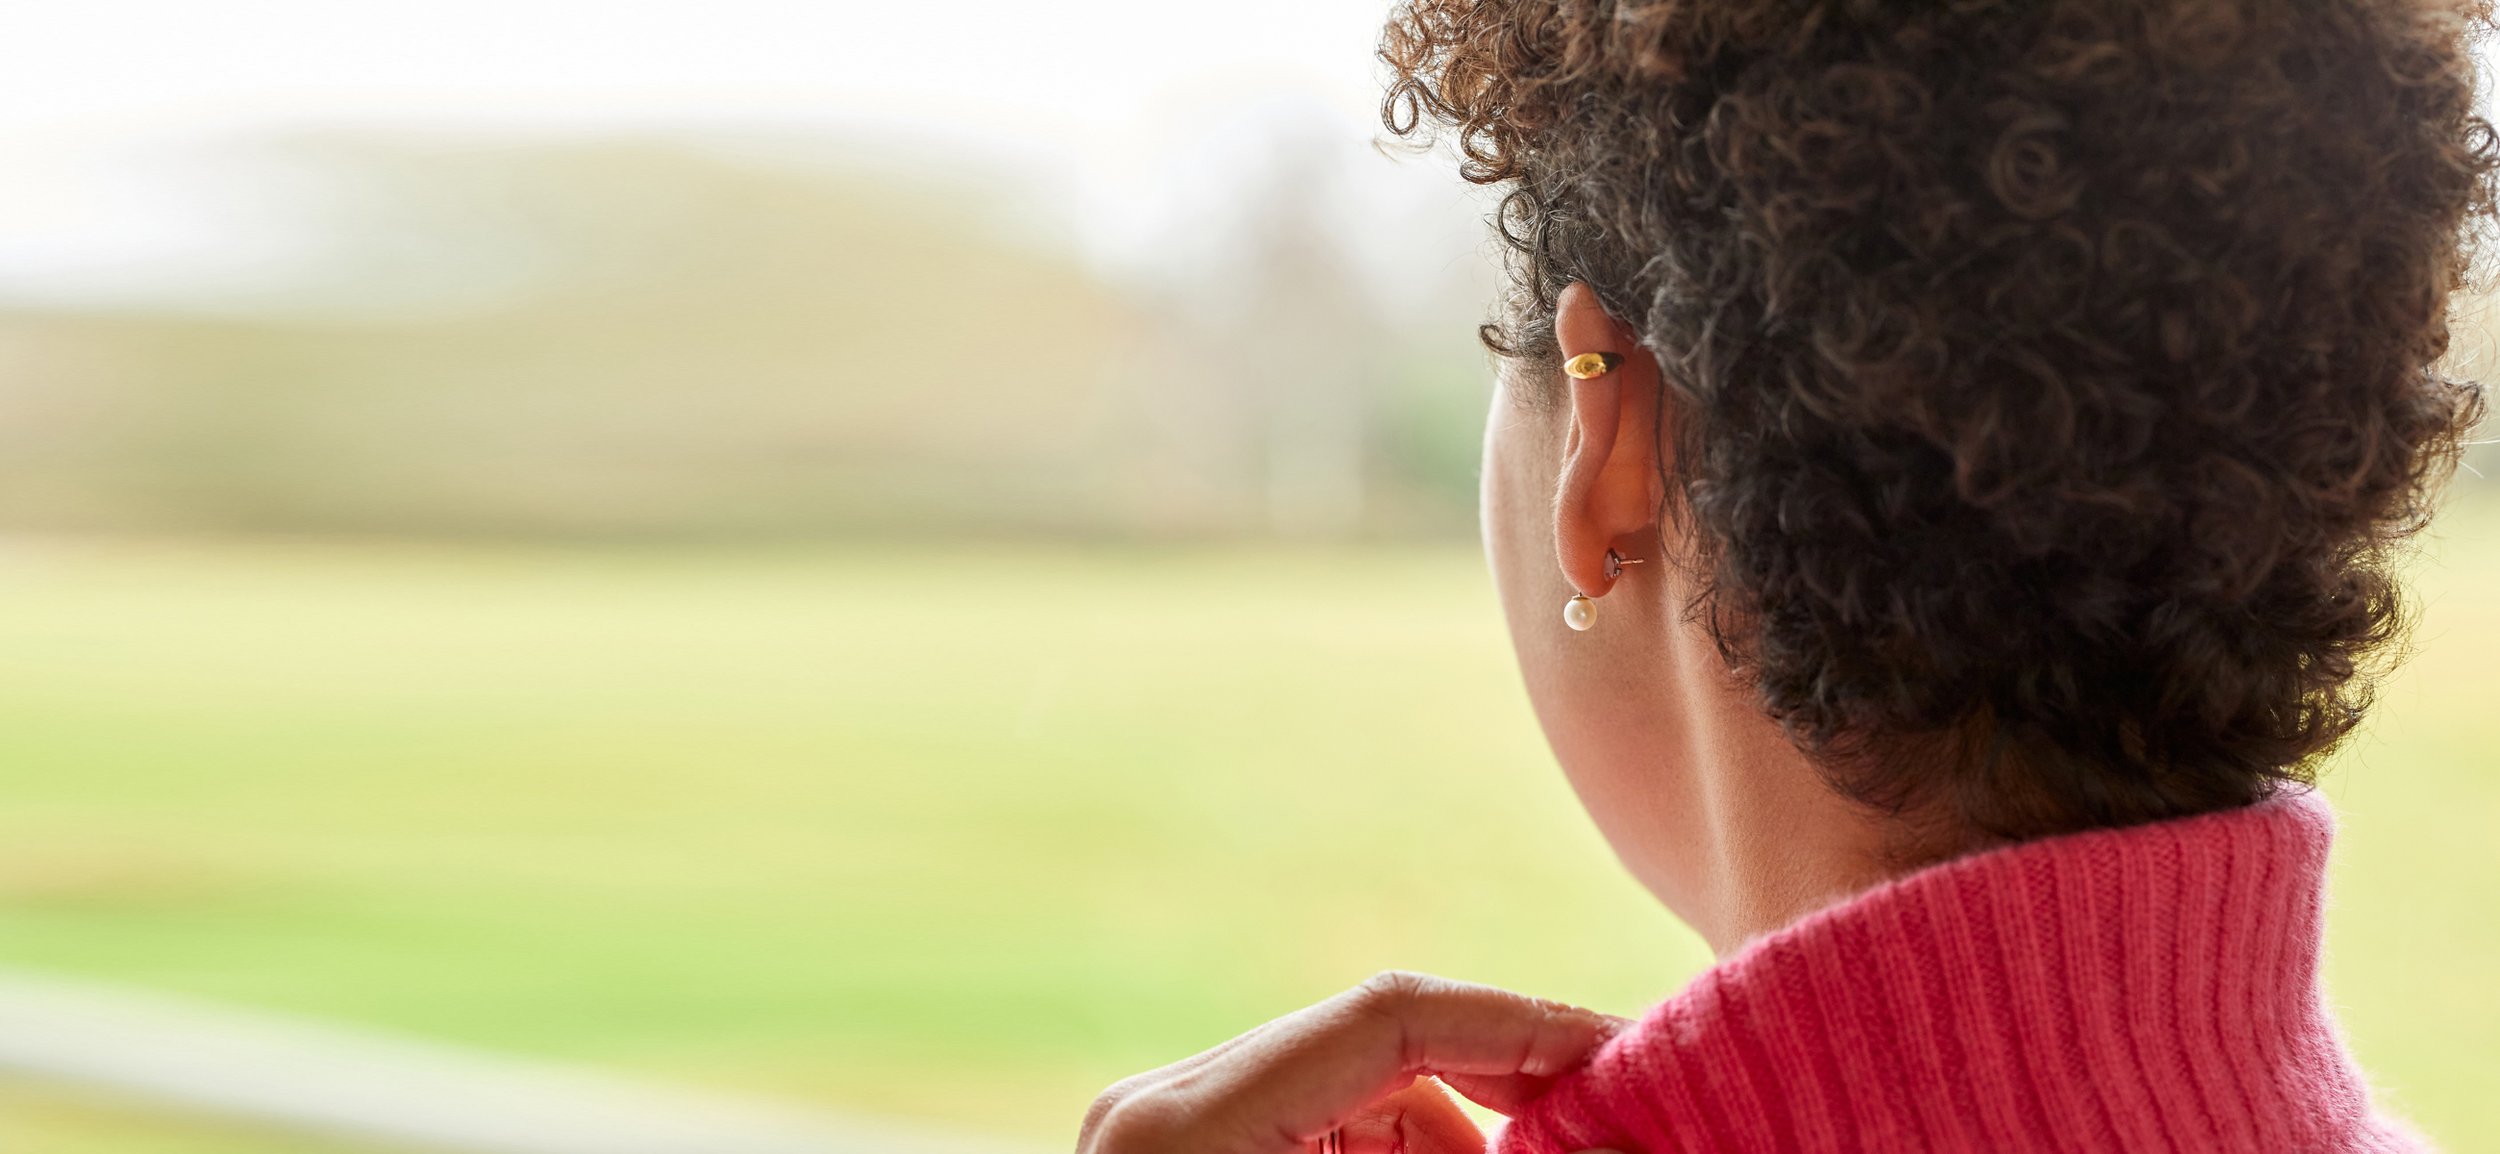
[0,967,1035,1154]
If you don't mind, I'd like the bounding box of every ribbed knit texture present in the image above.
[1496,791,2424,1153]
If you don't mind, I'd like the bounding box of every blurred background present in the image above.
[0,2,2491,1151]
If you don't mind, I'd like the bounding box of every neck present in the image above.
[1657,621,1908,956]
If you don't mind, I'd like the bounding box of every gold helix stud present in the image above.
[1563,351,1624,380]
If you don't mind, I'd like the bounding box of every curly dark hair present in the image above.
[1384,0,2497,843]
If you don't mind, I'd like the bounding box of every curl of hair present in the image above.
[1385,0,2498,841]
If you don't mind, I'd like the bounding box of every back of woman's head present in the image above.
[1385,0,2497,842]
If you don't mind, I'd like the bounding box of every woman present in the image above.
[1079,0,2493,1150]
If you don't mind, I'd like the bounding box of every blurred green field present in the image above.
[0,498,2492,1151]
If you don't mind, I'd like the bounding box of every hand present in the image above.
[1075,971,1631,1154]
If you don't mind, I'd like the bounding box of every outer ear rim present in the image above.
[1551,283,1665,600]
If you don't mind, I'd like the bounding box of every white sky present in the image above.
[0,0,1473,307]
[0,0,1388,130]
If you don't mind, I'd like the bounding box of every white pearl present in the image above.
[1563,594,1596,632]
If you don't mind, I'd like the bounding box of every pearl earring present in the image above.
[1563,550,1643,633]
[1563,594,1597,631]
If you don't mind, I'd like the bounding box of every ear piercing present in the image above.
[1564,351,1623,380]
[1563,550,1644,631]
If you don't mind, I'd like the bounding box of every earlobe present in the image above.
[1562,550,1643,631]
[1550,284,1667,609]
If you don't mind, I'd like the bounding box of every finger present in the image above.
[1340,1078,1482,1154]
[1436,1070,1555,1117]
[1080,1019,1303,1150]
[1439,1012,1630,1117]
[1182,972,1618,1144]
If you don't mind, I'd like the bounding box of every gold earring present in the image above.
[1563,351,1623,380]
[1604,549,1644,581]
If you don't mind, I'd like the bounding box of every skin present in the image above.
[1077,285,1912,1154]
[1492,284,1901,953]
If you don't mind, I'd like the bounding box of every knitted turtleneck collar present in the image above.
[1496,791,2424,1153]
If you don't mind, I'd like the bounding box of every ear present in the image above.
[1553,283,1667,599]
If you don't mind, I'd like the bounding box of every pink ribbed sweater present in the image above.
[1496,791,2423,1153]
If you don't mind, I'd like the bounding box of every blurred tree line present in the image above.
[0,135,2483,543]
[0,134,1498,541]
